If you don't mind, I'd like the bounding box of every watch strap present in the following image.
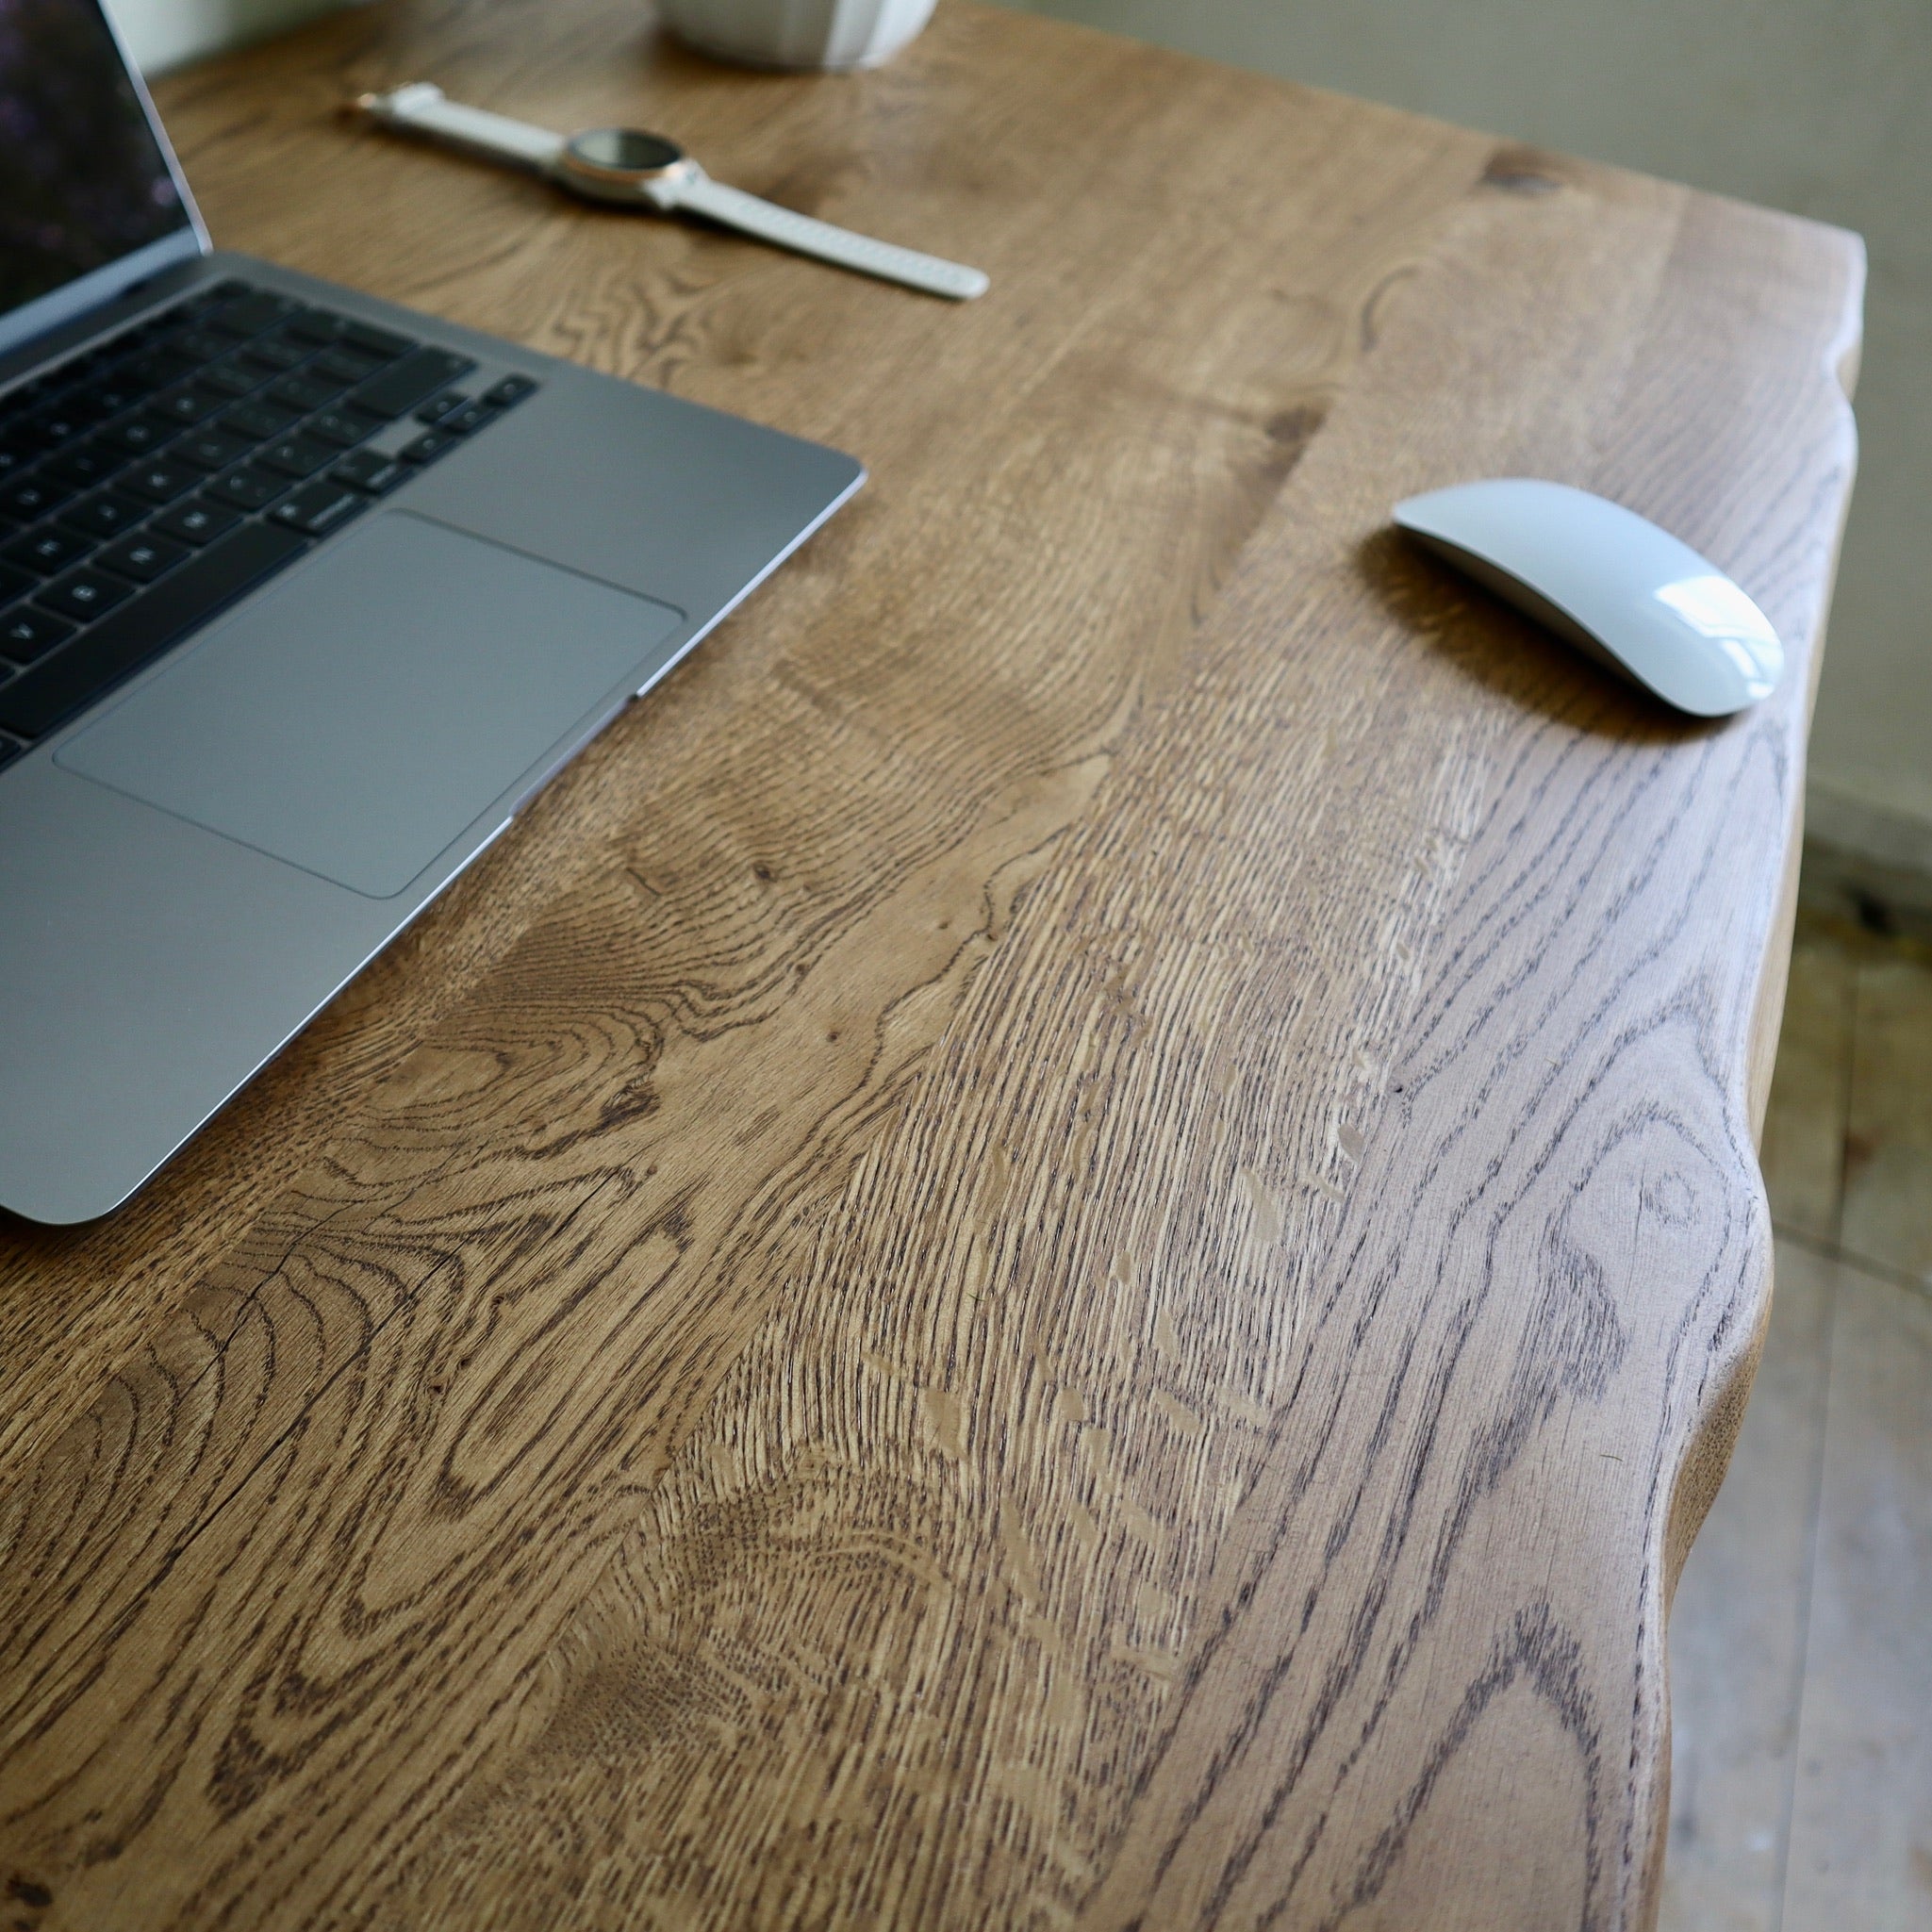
[355,85,989,302]
[357,83,565,171]
[671,174,988,302]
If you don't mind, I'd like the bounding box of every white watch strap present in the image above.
[671,174,988,302]
[357,84,988,301]
[358,83,564,170]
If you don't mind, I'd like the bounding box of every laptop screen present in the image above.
[0,0,193,320]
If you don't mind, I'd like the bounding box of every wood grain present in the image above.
[0,1,1861,1925]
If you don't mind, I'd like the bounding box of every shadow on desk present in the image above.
[1358,524,1727,745]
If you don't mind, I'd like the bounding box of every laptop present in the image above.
[0,2,864,1224]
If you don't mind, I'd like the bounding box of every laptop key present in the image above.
[207,290,301,339]
[257,435,336,480]
[0,559,38,603]
[4,525,91,575]
[331,449,407,495]
[239,336,310,374]
[0,606,74,664]
[27,403,104,443]
[164,327,234,366]
[206,465,290,512]
[271,479,366,537]
[122,349,201,392]
[150,383,231,426]
[265,372,344,413]
[482,373,539,409]
[2,476,73,520]
[345,347,475,421]
[217,400,302,442]
[281,306,352,346]
[173,428,254,472]
[152,498,242,546]
[58,492,146,539]
[13,406,90,450]
[310,348,385,387]
[35,569,134,624]
[340,322,414,361]
[305,410,372,450]
[0,520,306,740]
[195,361,266,400]
[400,428,460,465]
[97,534,190,585]
[100,416,174,457]
[442,401,500,437]
[84,379,155,420]
[415,391,468,424]
[43,441,128,491]
[120,459,200,505]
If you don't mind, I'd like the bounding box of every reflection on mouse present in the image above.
[1393,478,1784,718]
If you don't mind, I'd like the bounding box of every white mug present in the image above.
[657,0,937,70]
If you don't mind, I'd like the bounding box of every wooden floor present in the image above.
[1660,883,1932,1931]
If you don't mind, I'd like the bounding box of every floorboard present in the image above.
[1782,1261,1932,1928]
[1658,1240,1834,1932]
[1661,905,1932,1929]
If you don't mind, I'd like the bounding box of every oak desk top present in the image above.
[0,2,1862,1925]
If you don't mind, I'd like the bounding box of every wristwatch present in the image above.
[353,84,989,302]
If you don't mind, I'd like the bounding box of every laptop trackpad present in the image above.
[58,512,685,899]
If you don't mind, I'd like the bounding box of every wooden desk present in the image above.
[0,2,1861,1924]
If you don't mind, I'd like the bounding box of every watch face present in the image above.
[566,127,685,175]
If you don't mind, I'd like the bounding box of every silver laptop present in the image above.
[0,3,863,1223]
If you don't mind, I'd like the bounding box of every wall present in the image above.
[107,0,350,74]
[997,0,1932,869]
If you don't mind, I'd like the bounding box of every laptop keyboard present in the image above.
[0,278,539,766]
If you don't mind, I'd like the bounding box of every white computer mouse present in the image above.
[1393,478,1784,717]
